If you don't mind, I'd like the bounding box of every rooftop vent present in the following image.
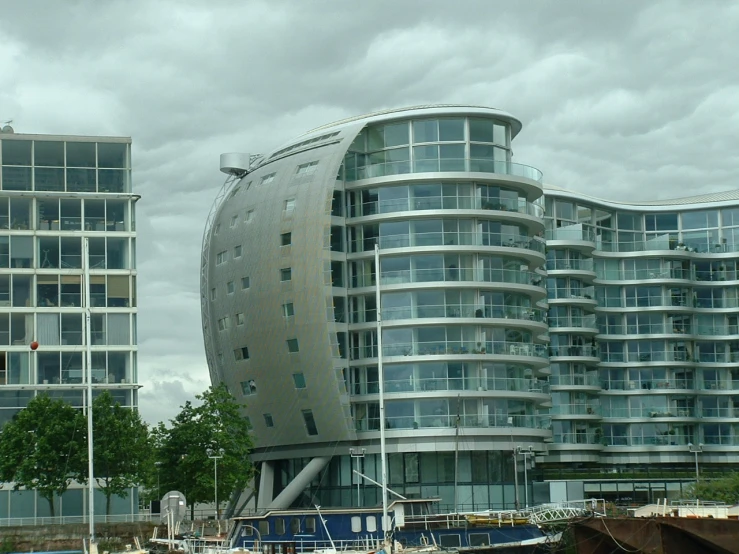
[220,153,252,177]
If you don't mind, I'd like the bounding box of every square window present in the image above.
[261,173,276,185]
[264,413,274,427]
[293,372,306,389]
[283,302,294,317]
[242,276,250,289]
[281,268,292,282]
[234,245,242,258]
[245,209,254,223]
[227,281,235,294]
[240,379,257,395]
[296,161,319,175]
[210,288,216,301]
[234,346,249,360]
[236,312,245,325]
[285,198,296,212]
[287,338,299,353]
[218,317,229,331]
[281,232,292,246]
[302,409,318,435]
[216,251,228,265]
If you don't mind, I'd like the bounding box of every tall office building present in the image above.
[202,106,739,511]
[0,125,139,518]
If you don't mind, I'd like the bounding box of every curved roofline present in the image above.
[544,184,739,211]
[303,104,524,139]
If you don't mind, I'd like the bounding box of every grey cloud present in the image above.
[2,0,738,423]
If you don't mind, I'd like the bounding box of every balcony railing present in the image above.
[375,266,544,288]
[553,432,603,446]
[347,158,543,183]
[356,376,548,395]
[356,231,546,254]
[382,303,546,323]
[601,379,694,391]
[549,345,599,358]
[547,259,594,272]
[545,228,597,242]
[358,196,544,218]
[550,403,600,416]
[548,315,597,329]
[355,412,548,431]
[550,374,600,387]
[377,340,548,359]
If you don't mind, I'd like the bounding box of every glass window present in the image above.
[302,409,318,435]
[682,210,718,229]
[281,268,292,281]
[66,142,96,167]
[645,213,678,231]
[263,413,274,427]
[439,119,464,141]
[293,373,306,389]
[283,302,294,317]
[413,120,438,143]
[2,140,32,165]
[97,142,127,168]
[281,232,291,246]
[287,338,299,352]
[469,118,494,142]
[242,276,250,289]
[383,123,409,147]
[34,141,64,166]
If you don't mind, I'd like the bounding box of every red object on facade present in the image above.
[30,341,39,351]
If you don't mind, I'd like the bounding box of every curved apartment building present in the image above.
[202,105,739,511]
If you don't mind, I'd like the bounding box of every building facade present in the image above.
[0,126,139,519]
[201,106,739,512]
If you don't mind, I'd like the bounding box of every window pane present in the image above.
[469,118,494,142]
[439,119,464,141]
[413,120,438,143]
[2,140,32,165]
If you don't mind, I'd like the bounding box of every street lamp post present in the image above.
[349,448,366,507]
[688,443,703,480]
[516,446,534,508]
[207,448,225,519]
[155,461,163,502]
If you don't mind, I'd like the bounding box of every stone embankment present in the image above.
[0,522,158,553]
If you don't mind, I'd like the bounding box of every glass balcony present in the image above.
[550,374,600,387]
[349,158,543,183]
[359,195,544,217]
[549,345,599,358]
[550,403,600,416]
[382,303,546,323]
[376,376,547,394]
[369,231,545,254]
[378,266,544,287]
[545,228,597,242]
[547,258,594,272]
[380,340,547,358]
[548,314,597,329]
[601,378,694,391]
[547,286,595,301]
[553,431,603,446]
[356,412,548,432]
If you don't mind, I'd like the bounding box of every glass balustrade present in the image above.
[547,259,595,271]
[382,303,546,323]
[549,345,599,357]
[545,228,597,242]
[369,376,548,394]
[550,374,600,387]
[378,266,544,287]
[349,158,542,182]
[550,404,600,416]
[356,412,548,431]
[554,431,603,445]
[548,315,597,329]
[381,340,547,358]
[362,231,545,253]
[359,195,544,217]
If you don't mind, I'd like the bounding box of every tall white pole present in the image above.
[84,237,95,542]
[374,243,389,543]
[214,457,218,519]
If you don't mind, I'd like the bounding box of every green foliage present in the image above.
[686,473,739,504]
[88,390,154,514]
[156,384,254,516]
[0,395,86,516]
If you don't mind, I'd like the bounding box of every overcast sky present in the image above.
[2,0,738,425]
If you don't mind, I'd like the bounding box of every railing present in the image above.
[602,407,695,418]
[601,379,694,391]
[370,376,548,395]
[553,432,603,445]
[381,303,546,323]
[598,238,739,254]
[548,345,599,357]
[348,158,543,182]
[550,374,600,387]
[599,350,694,363]
[358,196,544,217]
[548,315,597,329]
[547,259,594,271]
[545,228,597,242]
[355,231,546,254]
[550,403,600,416]
[700,408,735,418]
[368,266,544,287]
[547,287,595,301]
[356,412,548,431]
[380,340,548,358]
[0,513,156,527]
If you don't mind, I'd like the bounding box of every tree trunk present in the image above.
[45,494,55,517]
[106,490,112,515]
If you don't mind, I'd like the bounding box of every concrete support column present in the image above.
[256,461,275,511]
[266,456,331,510]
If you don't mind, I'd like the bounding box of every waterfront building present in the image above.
[201,106,739,511]
[0,125,139,519]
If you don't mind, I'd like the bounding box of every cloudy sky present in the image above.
[1,0,737,424]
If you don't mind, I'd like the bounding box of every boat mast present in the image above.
[84,237,95,542]
[374,243,389,543]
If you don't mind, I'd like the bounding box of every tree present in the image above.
[156,384,254,518]
[0,395,86,516]
[687,473,739,504]
[87,391,154,515]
